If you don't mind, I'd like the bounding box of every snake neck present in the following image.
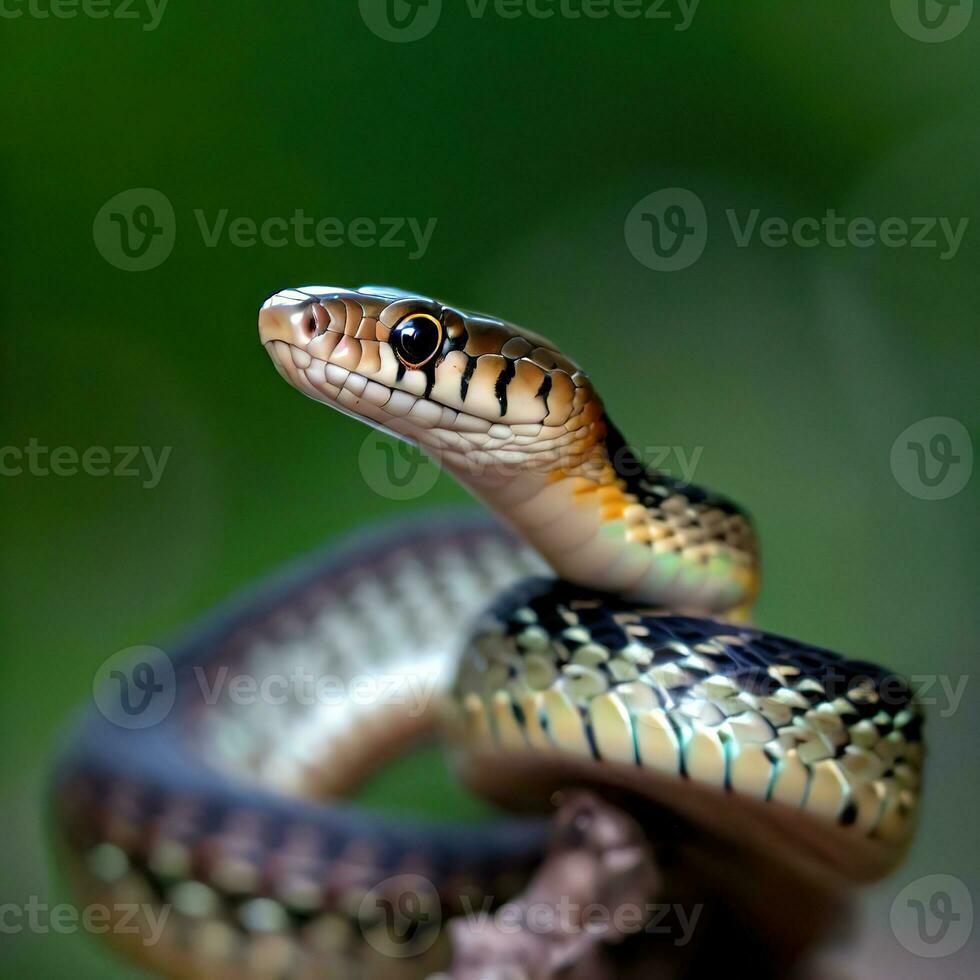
[451,419,759,616]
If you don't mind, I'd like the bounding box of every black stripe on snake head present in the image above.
[495,359,517,417]
[421,355,438,400]
[536,374,553,414]
[460,356,477,402]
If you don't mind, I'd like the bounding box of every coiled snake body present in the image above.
[53,286,923,978]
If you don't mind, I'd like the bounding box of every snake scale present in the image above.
[52,285,924,978]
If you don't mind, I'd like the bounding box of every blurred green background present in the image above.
[1,1,977,975]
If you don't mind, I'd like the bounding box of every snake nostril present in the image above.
[307,302,329,339]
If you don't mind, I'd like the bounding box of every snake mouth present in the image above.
[264,337,447,433]
[263,336,517,445]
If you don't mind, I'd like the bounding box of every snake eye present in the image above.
[390,313,443,369]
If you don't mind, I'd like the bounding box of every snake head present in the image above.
[258,285,606,480]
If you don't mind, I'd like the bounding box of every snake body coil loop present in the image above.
[51,285,923,977]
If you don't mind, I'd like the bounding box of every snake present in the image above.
[52,285,924,978]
